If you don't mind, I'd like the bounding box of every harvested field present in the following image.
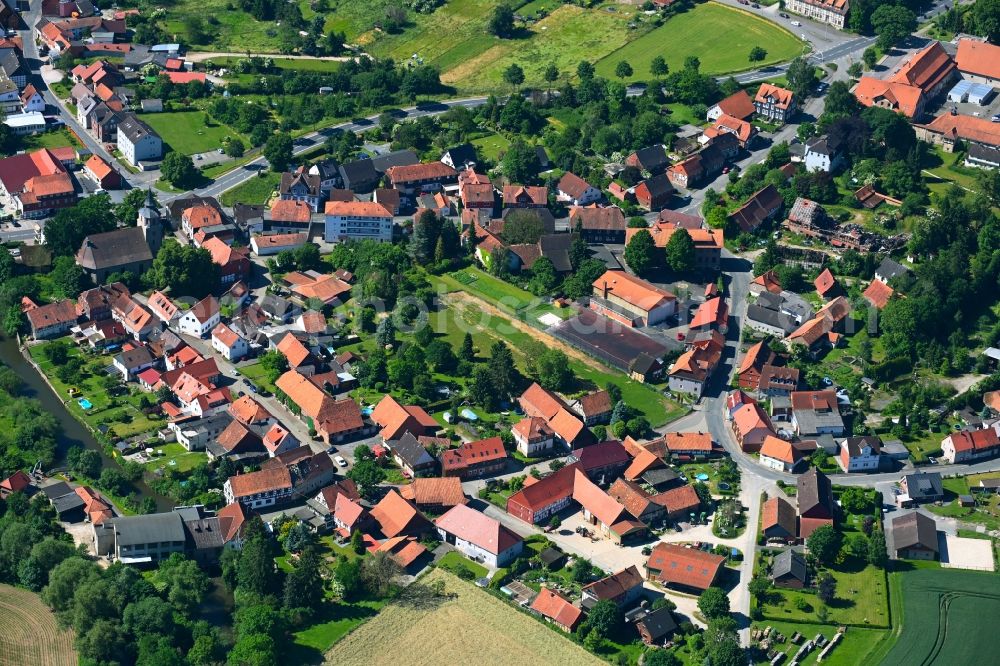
[0,584,77,666]
[324,569,601,665]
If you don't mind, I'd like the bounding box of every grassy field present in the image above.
[882,568,1000,665]
[323,569,602,665]
[138,111,244,156]
[220,172,282,206]
[237,361,280,395]
[594,4,803,81]
[23,129,83,152]
[436,551,489,579]
[162,0,284,52]
[750,621,889,665]
[0,585,77,666]
[470,133,511,161]
[141,442,208,474]
[204,56,343,73]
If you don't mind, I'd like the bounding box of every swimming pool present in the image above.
[460,408,478,421]
[361,406,374,416]
[78,398,93,410]
[695,473,710,481]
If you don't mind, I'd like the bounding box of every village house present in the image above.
[371,394,439,442]
[626,223,723,272]
[635,606,679,646]
[814,268,843,300]
[644,542,724,592]
[797,468,835,538]
[112,297,159,340]
[26,300,77,339]
[177,296,220,339]
[569,205,627,243]
[274,371,369,444]
[754,83,797,124]
[668,335,724,398]
[440,437,509,479]
[530,588,583,633]
[702,113,756,149]
[370,489,431,539]
[582,566,645,610]
[731,400,774,452]
[388,432,437,478]
[211,323,248,362]
[0,148,77,219]
[762,496,798,542]
[890,511,939,560]
[572,470,646,543]
[83,154,121,190]
[324,201,393,243]
[512,416,556,458]
[112,346,155,381]
[202,237,251,285]
[502,184,547,209]
[626,145,670,173]
[785,0,848,28]
[385,162,458,201]
[862,279,895,310]
[706,89,756,122]
[117,113,162,167]
[854,42,957,119]
[791,390,845,437]
[279,169,324,212]
[897,472,944,506]
[570,390,613,425]
[728,185,783,233]
[737,340,800,397]
[435,504,523,568]
[506,462,580,524]
[569,440,632,482]
[804,134,844,173]
[591,270,676,327]
[399,477,466,513]
[759,435,807,473]
[557,172,601,206]
[786,296,852,356]
[915,110,1000,153]
[955,37,1000,86]
[839,436,882,472]
[941,425,1000,464]
[250,232,309,256]
[608,478,667,525]
[771,549,808,588]
[518,382,588,448]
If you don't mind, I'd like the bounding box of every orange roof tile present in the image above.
[956,38,1000,82]
[862,279,894,309]
[324,201,392,217]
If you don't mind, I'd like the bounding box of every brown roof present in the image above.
[375,535,427,567]
[608,478,657,520]
[227,466,292,498]
[572,469,627,527]
[370,489,428,538]
[755,83,794,109]
[576,390,612,417]
[891,511,938,553]
[791,389,838,412]
[26,299,77,331]
[386,162,457,184]
[797,467,834,519]
[502,184,547,206]
[557,172,594,200]
[570,206,626,231]
[531,588,583,629]
[714,89,756,120]
[274,371,363,435]
[439,436,508,474]
[650,484,700,516]
[645,542,724,590]
[398,477,466,507]
[187,295,219,323]
[752,270,782,294]
[582,566,644,600]
[955,38,1000,82]
[918,112,1000,148]
[434,504,521,555]
[512,416,554,442]
[518,383,586,444]
[762,496,797,536]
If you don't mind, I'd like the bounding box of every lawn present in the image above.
[138,111,244,156]
[922,146,983,196]
[237,361,280,395]
[757,555,890,628]
[292,597,387,655]
[470,133,511,162]
[594,4,803,81]
[882,568,1000,665]
[162,0,285,52]
[436,551,489,579]
[23,129,83,152]
[0,585,76,666]
[750,621,889,666]
[220,172,282,206]
[141,442,207,474]
[204,56,343,73]
[927,486,1000,531]
[323,568,602,665]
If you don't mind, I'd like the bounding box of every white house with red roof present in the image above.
[211,323,248,362]
[941,425,1000,464]
[434,504,523,568]
[177,296,220,338]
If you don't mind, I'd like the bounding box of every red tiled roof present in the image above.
[370,489,428,538]
[853,77,924,118]
[645,542,724,590]
[714,90,756,120]
[385,162,457,184]
[271,199,312,223]
[371,394,439,441]
[955,38,1000,82]
[863,279,894,309]
[762,496,797,536]
[572,469,626,526]
[439,437,508,474]
[165,71,206,84]
[557,172,594,199]
[399,477,466,507]
[531,588,583,629]
[689,296,728,329]
[755,83,794,109]
[593,270,675,311]
[760,435,801,465]
[814,268,838,296]
[228,467,292,498]
[506,462,580,514]
[650,484,700,516]
[918,112,1000,148]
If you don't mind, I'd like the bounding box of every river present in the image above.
[0,335,174,511]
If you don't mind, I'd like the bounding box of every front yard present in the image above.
[138,110,246,156]
[220,171,281,206]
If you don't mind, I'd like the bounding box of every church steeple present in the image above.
[138,189,162,256]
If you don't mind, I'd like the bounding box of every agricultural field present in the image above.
[882,568,1000,665]
[137,111,245,156]
[0,585,77,666]
[323,569,602,665]
[594,4,803,81]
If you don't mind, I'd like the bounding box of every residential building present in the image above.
[569,205,626,243]
[898,472,944,506]
[754,83,796,123]
[608,478,666,524]
[506,462,580,524]
[398,477,466,512]
[250,232,309,256]
[113,346,155,381]
[512,416,555,457]
[177,296,220,338]
[92,511,188,563]
[737,340,800,397]
[644,543,724,592]
[625,223,723,272]
[569,440,631,482]
[279,169,324,212]
[814,268,842,300]
[785,0,848,29]
[570,390,613,425]
[518,383,588,448]
[387,432,437,478]
[83,154,120,190]
[891,511,939,560]
[337,158,380,193]
[572,470,646,543]
[26,300,77,339]
[385,162,457,199]
[202,237,250,285]
[635,606,678,646]
[591,270,676,327]
[915,111,1000,152]
[941,425,1000,464]
[440,437,508,479]
[531,588,583,632]
[862,279,895,310]
[791,390,845,437]
[502,184,547,209]
[581,566,644,609]
[112,297,159,340]
[762,496,797,542]
[839,436,882,472]
[0,148,76,219]
[772,550,808,588]
[750,270,782,296]
[626,145,670,173]
[668,334,724,398]
[731,399,774,452]
[786,296,851,355]
[633,174,675,211]
[370,489,431,538]
[116,113,162,166]
[371,394,439,442]
[435,504,523,568]
[211,324,248,362]
[557,172,601,206]
[875,258,910,284]
[728,185,783,233]
[797,467,835,538]
[702,113,756,148]
[855,42,957,119]
[440,143,478,170]
[324,201,393,243]
[804,134,844,172]
[759,435,807,473]
[706,90,755,121]
[274,371,369,444]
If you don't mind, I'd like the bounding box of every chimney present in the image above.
[603,281,609,300]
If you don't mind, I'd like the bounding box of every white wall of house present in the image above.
[669,375,705,398]
[515,433,555,457]
[438,528,523,568]
[759,454,791,473]
[324,213,392,243]
[212,335,248,361]
[178,311,220,338]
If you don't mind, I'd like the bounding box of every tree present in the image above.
[228,633,277,666]
[501,210,546,245]
[614,60,633,80]
[146,240,220,299]
[347,459,385,499]
[69,448,102,479]
[748,575,771,602]
[698,586,730,619]
[158,554,210,613]
[872,5,916,50]
[847,61,863,78]
[624,228,657,276]
[410,209,443,264]
[362,550,403,597]
[786,56,818,100]
[161,151,198,187]
[807,524,842,564]
[650,55,668,80]
[123,596,175,637]
[224,136,246,157]
[350,529,365,555]
[863,47,878,70]
[585,599,621,638]
[644,648,681,666]
[577,60,595,80]
[487,341,519,400]
[868,530,888,568]
[748,46,767,62]
[535,348,572,392]
[284,547,324,612]
[460,332,475,362]
[664,227,695,273]
[263,133,294,172]
[543,63,559,93]
[970,0,1000,42]
[500,139,540,184]
[43,194,116,257]
[51,256,87,298]
[115,188,159,227]
[503,63,525,90]
[817,572,837,604]
[487,4,515,37]
[840,486,873,514]
[527,255,559,295]
[375,317,396,348]
[43,557,100,612]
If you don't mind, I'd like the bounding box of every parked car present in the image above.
[334,455,348,467]
[780,12,790,18]
[791,20,802,26]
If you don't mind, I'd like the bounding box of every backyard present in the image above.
[322,569,602,665]
[138,110,246,156]
[594,3,803,81]
[926,476,1000,531]
[220,172,281,206]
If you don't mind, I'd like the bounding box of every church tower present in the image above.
[138,190,163,256]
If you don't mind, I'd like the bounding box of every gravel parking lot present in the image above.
[940,533,995,571]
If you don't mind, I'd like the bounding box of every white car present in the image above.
[791,20,802,26]
[334,455,348,467]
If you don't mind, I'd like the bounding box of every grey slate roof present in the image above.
[636,606,678,642]
[338,159,379,191]
[903,472,943,501]
[114,346,154,370]
[371,149,418,172]
[876,258,909,282]
[117,112,159,144]
[892,511,938,553]
[76,227,152,271]
[772,549,807,582]
[105,511,186,546]
[796,468,834,518]
[391,432,436,469]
